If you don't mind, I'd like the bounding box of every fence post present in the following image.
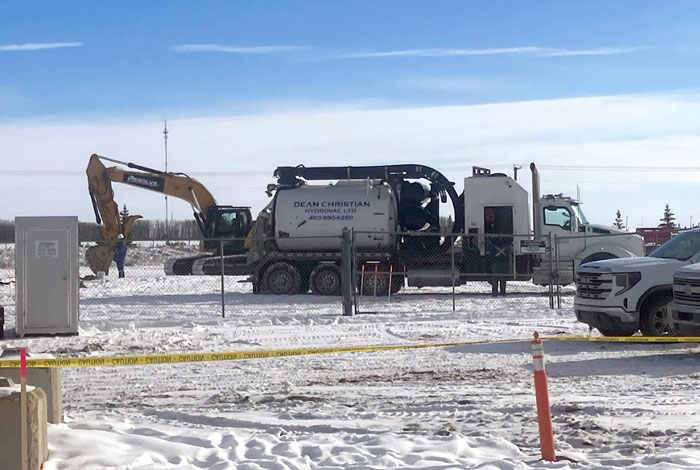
[554,235,561,309]
[451,234,456,312]
[531,332,556,462]
[341,228,354,316]
[352,231,358,315]
[220,239,225,319]
[548,233,554,309]
[20,347,28,470]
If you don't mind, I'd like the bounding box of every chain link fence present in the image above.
[352,232,559,314]
[3,231,644,336]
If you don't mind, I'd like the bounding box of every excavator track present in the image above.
[163,254,251,276]
[163,254,211,276]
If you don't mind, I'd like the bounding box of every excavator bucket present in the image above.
[86,243,115,275]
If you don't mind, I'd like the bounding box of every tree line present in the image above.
[0,218,201,243]
[614,203,696,232]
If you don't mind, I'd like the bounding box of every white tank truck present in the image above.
[192,163,642,295]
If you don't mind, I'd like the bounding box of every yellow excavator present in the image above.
[85,154,252,275]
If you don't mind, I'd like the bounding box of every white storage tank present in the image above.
[273,180,397,251]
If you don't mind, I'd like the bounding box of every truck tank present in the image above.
[273,180,397,251]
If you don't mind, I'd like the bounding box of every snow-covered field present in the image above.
[1,245,700,469]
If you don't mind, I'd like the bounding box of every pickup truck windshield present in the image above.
[649,231,700,261]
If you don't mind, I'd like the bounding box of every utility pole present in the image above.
[513,165,522,181]
[163,120,169,242]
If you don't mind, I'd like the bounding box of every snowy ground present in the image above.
[1,245,700,469]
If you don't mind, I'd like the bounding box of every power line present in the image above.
[535,164,700,172]
[0,169,271,176]
[2,163,700,176]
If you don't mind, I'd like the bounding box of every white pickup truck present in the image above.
[574,229,700,336]
[671,263,700,335]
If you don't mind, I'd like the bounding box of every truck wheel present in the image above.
[640,295,677,336]
[597,325,638,337]
[389,273,404,294]
[360,269,390,296]
[310,264,342,296]
[262,262,302,295]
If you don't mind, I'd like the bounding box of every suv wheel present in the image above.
[640,295,677,336]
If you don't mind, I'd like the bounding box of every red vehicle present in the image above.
[635,227,674,254]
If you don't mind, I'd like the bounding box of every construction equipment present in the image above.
[85,154,251,275]
[237,163,643,295]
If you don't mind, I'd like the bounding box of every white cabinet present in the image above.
[15,216,79,336]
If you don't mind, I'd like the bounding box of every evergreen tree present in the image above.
[119,205,135,245]
[119,204,130,226]
[659,203,676,230]
[613,209,625,230]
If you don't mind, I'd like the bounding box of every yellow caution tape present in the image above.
[0,338,517,369]
[1,336,697,369]
[547,335,700,343]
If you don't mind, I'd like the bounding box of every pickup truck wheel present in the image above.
[262,262,302,295]
[310,264,342,296]
[597,325,638,337]
[640,295,677,336]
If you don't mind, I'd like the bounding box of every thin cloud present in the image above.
[331,46,643,59]
[539,46,643,57]
[172,44,309,54]
[0,42,83,51]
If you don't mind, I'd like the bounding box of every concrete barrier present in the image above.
[0,377,49,470]
[0,366,62,424]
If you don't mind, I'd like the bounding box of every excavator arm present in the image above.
[85,153,221,274]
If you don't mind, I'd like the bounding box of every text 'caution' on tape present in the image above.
[0,336,697,369]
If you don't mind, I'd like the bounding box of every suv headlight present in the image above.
[614,272,641,296]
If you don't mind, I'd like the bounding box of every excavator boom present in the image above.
[85,154,251,275]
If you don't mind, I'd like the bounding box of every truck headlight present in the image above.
[614,272,641,296]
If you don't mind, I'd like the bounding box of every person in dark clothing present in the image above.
[114,234,128,278]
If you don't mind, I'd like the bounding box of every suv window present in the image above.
[543,206,572,231]
[649,231,700,261]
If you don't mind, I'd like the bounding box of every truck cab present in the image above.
[539,195,587,261]
[201,206,252,255]
[575,229,700,336]
[531,195,643,285]
[528,163,644,286]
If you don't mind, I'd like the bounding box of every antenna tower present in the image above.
[163,120,169,242]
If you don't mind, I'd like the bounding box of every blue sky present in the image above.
[2,1,700,228]
[3,1,700,118]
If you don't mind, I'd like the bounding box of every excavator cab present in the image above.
[201,206,252,255]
